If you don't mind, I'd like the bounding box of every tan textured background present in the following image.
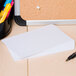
[20,0,76,20]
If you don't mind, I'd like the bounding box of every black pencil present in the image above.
[66,52,76,61]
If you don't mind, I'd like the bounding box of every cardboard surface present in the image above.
[20,0,76,20]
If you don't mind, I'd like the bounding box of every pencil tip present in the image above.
[66,59,69,61]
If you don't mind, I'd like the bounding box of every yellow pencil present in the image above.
[0,11,3,18]
[0,3,11,23]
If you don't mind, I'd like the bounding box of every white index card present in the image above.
[2,24,75,61]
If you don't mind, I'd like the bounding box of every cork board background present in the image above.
[20,0,76,20]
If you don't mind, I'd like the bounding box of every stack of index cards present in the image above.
[2,24,75,61]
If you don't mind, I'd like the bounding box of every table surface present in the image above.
[0,21,76,76]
